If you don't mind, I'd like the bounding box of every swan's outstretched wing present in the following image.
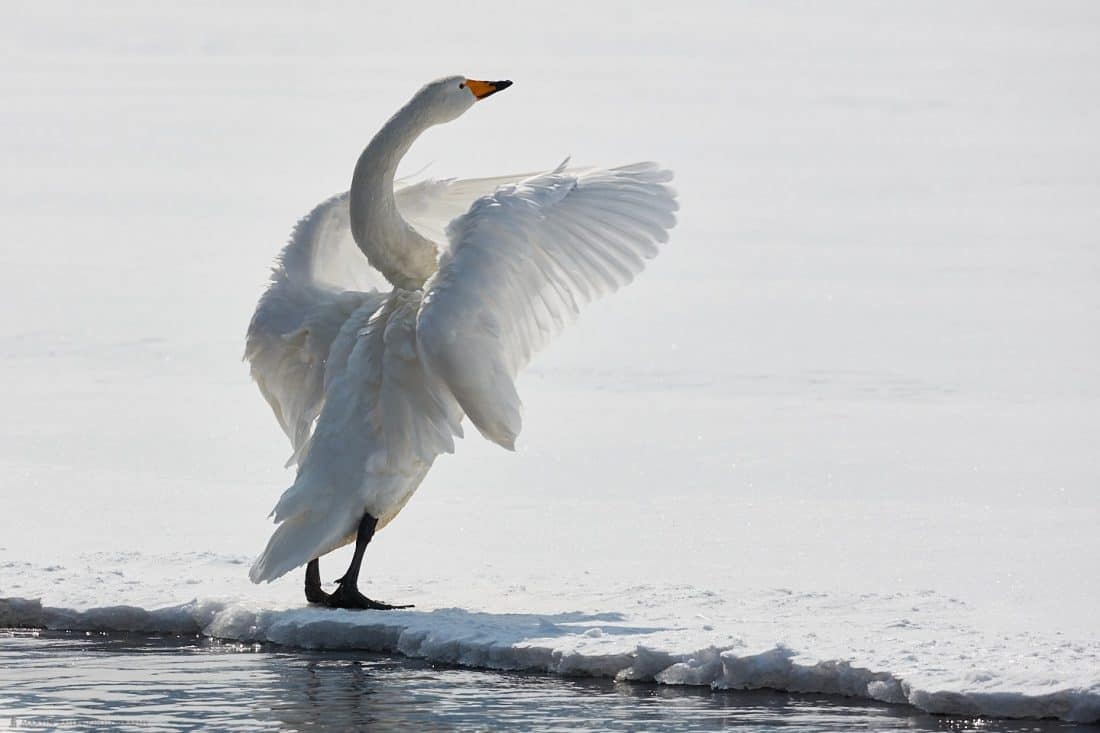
[416,162,677,449]
[276,192,391,293]
[395,172,539,245]
[245,194,388,464]
[244,173,532,464]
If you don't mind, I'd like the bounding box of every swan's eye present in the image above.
[458,82,465,89]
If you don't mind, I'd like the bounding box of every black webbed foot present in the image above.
[325,579,413,611]
[307,513,414,611]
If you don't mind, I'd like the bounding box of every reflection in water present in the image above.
[0,631,1086,732]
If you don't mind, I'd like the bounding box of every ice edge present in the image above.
[1,596,1096,724]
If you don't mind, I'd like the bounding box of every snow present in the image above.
[3,573,1099,722]
[1,0,1098,725]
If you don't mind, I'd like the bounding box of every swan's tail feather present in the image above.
[249,509,353,584]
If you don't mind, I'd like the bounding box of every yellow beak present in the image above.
[465,79,513,100]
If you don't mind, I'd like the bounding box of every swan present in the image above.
[245,76,677,609]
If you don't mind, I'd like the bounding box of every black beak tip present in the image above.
[496,80,513,91]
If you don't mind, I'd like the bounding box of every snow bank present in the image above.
[3,596,1096,724]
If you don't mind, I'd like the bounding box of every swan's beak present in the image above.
[466,79,512,100]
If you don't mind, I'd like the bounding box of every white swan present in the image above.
[245,76,677,608]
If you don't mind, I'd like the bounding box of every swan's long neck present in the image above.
[349,99,439,291]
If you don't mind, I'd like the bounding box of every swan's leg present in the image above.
[325,512,413,611]
[304,559,329,605]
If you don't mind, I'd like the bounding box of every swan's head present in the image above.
[414,75,513,124]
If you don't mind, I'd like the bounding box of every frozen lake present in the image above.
[1,631,1089,732]
[1,0,1097,727]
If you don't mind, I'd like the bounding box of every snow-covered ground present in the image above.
[1,1,1098,724]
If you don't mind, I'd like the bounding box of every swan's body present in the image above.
[245,77,677,600]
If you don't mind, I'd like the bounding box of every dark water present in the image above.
[0,631,1089,732]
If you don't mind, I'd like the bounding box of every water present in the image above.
[0,631,1088,732]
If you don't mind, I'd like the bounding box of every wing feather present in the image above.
[395,172,540,245]
[243,169,523,463]
[245,194,388,465]
[416,162,677,449]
